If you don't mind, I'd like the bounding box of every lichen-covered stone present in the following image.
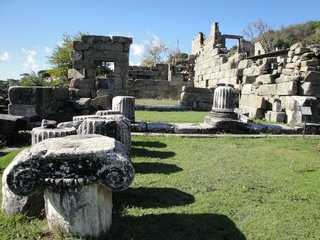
[112,96,135,122]
[4,134,134,195]
[44,184,112,238]
[2,149,44,216]
[31,127,76,146]
[2,134,134,238]
[76,114,131,151]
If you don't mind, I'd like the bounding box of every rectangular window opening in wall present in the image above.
[96,61,115,78]
[205,80,209,88]
[226,39,238,54]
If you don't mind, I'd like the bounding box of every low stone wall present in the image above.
[180,86,213,110]
[128,64,168,80]
[8,86,69,119]
[128,79,193,100]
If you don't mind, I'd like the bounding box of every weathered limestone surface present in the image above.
[32,126,76,146]
[0,114,27,135]
[112,96,135,122]
[184,23,320,126]
[69,35,132,98]
[2,134,134,238]
[265,111,286,122]
[146,122,175,133]
[44,184,112,238]
[211,84,237,119]
[77,115,131,151]
[8,86,69,118]
[285,96,320,125]
[2,149,44,216]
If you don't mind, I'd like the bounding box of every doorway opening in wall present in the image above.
[226,39,238,55]
[96,61,115,78]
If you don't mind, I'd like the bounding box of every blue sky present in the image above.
[1,0,320,80]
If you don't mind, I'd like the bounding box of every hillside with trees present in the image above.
[242,20,320,53]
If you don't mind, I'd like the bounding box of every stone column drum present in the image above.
[2,134,135,238]
[32,126,76,146]
[112,96,135,122]
[211,83,237,119]
[75,114,131,152]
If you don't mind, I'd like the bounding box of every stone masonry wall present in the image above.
[68,35,132,98]
[182,39,320,125]
[182,23,320,126]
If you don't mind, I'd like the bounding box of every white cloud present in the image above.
[57,41,64,47]
[21,48,39,71]
[131,43,145,57]
[0,51,10,62]
[147,31,161,45]
[44,47,53,54]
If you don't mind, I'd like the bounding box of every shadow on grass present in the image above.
[132,141,167,148]
[114,187,194,209]
[111,213,246,240]
[133,162,182,174]
[131,148,175,159]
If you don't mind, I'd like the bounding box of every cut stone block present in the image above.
[241,84,252,95]
[112,96,135,122]
[276,81,297,96]
[258,84,277,96]
[265,111,286,122]
[256,74,275,84]
[239,94,266,109]
[299,82,320,98]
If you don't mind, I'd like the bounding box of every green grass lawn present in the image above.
[135,98,179,106]
[113,136,320,240]
[1,136,320,239]
[135,110,209,123]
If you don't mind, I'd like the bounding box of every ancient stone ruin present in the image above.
[69,35,132,99]
[3,21,320,132]
[181,22,320,126]
[3,133,134,238]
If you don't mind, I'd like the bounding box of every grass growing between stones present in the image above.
[112,136,320,240]
[1,137,320,239]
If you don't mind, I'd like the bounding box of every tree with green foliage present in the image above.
[18,70,67,86]
[167,47,189,63]
[243,20,320,52]
[47,32,85,78]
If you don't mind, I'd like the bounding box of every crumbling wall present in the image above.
[192,22,254,88]
[240,43,320,125]
[128,64,168,80]
[68,35,132,98]
[182,23,320,126]
[126,58,195,100]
